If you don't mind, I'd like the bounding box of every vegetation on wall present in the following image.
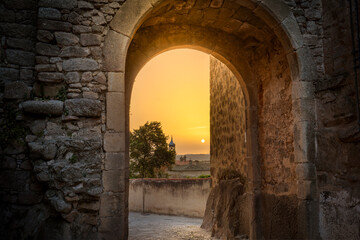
[130,121,175,178]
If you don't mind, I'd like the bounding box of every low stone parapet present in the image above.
[129,178,211,218]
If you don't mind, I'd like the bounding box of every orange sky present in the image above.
[130,49,210,154]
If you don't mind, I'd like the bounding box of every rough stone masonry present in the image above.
[0,0,359,239]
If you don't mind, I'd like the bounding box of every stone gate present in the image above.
[0,0,359,239]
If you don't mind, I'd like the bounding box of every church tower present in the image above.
[169,136,175,151]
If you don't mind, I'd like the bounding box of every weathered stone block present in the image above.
[59,46,90,57]
[105,152,127,170]
[104,132,125,152]
[108,72,124,92]
[100,192,125,217]
[20,69,34,81]
[28,142,57,160]
[298,180,317,200]
[94,72,106,84]
[21,100,64,116]
[65,72,80,84]
[0,23,36,38]
[38,7,61,20]
[64,98,101,117]
[33,82,64,97]
[36,56,50,64]
[35,64,57,72]
[54,32,79,46]
[68,11,82,24]
[50,196,72,213]
[292,81,315,100]
[4,81,30,99]
[38,19,72,32]
[80,33,102,46]
[92,25,104,33]
[83,91,99,99]
[73,25,92,33]
[36,42,60,56]
[293,98,315,122]
[38,72,64,83]
[294,47,317,81]
[6,38,34,51]
[78,201,100,212]
[0,67,19,81]
[78,1,94,9]
[106,92,125,131]
[110,0,152,37]
[296,163,316,180]
[93,14,106,26]
[39,0,77,9]
[29,120,46,135]
[298,199,319,239]
[337,124,360,143]
[81,72,93,82]
[103,30,130,72]
[99,217,125,235]
[6,49,35,66]
[103,170,126,192]
[294,120,315,163]
[90,46,102,59]
[210,0,223,8]
[62,58,99,71]
[0,7,15,22]
[37,30,54,43]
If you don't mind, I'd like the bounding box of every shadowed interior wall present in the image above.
[209,57,247,185]
[317,0,360,238]
[202,57,249,238]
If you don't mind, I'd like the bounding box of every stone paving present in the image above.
[129,212,214,240]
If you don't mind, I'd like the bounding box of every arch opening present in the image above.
[128,46,249,239]
[101,1,318,239]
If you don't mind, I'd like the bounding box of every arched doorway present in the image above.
[100,0,318,239]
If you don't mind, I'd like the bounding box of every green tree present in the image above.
[130,121,176,178]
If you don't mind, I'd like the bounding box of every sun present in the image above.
[201,139,205,143]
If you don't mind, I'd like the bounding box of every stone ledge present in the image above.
[21,100,64,116]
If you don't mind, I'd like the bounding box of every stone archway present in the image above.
[100,0,318,239]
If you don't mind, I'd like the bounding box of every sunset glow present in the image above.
[130,49,210,154]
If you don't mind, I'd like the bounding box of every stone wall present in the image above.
[129,178,210,218]
[0,0,359,239]
[1,0,126,239]
[317,0,360,238]
[202,57,249,238]
[209,57,247,186]
[255,36,299,239]
[206,52,297,239]
[0,0,41,239]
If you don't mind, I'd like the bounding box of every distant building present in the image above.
[180,155,187,162]
[169,136,175,151]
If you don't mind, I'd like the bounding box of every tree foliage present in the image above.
[130,121,175,178]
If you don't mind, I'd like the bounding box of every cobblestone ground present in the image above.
[129,212,214,240]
